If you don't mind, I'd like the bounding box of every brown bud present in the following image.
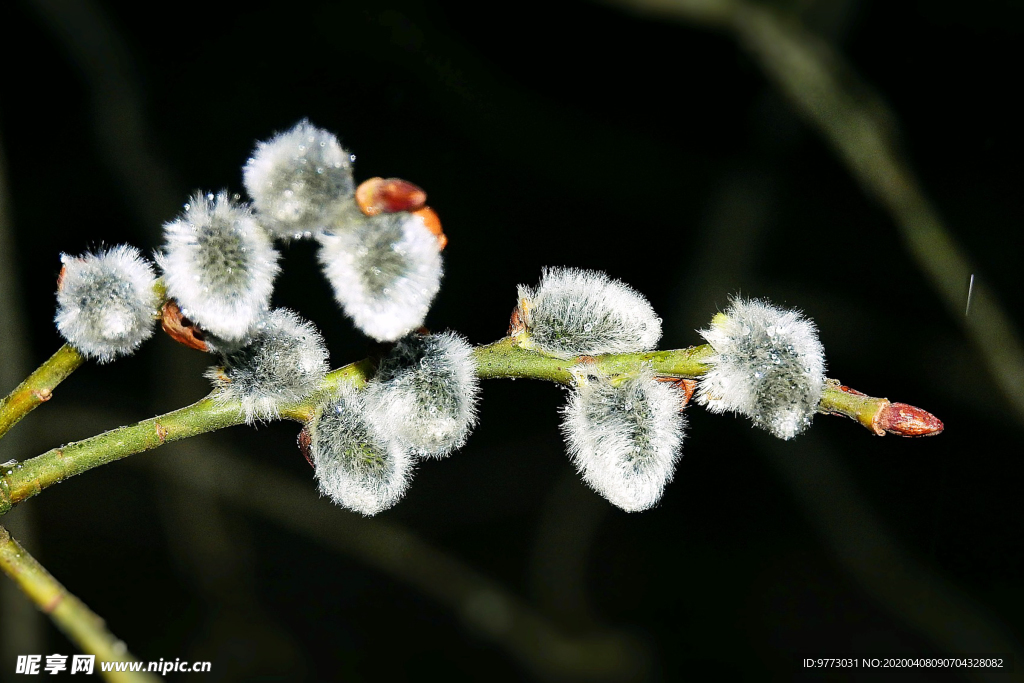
[509,300,528,336]
[355,177,427,216]
[656,376,697,409]
[876,402,944,437]
[160,300,209,352]
[298,427,314,469]
[412,206,447,250]
[56,264,68,291]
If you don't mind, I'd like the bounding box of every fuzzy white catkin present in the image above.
[561,369,686,512]
[243,119,355,238]
[317,211,443,341]
[696,297,826,440]
[205,309,329,424]
[516,267,662,358]
[363,331,480,458]
[309,383,414,516]
[54,245,159,363]
[158,191,280,342]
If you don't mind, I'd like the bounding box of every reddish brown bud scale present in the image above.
[355,177,427,216]
[877,402,944,437]
[56,265,68,291]
[656,376,697,409]
[413,207,447,250]
[298,427,314,469]
[508,300,528,336]
[160,300,209,352]
[354,178,447,250]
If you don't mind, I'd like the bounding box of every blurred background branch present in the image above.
[0,124,47,675]
[142,443,651,682]
[600,0,1024,422]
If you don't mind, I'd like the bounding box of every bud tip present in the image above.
[356,177,428,216]
[877,402,944,437]
[160,300,209,352]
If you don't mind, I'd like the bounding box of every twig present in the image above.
[0,341,940,516]
[0,345,84,442]
[0,525,157,683]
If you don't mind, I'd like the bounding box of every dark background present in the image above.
[1,0,1022,680]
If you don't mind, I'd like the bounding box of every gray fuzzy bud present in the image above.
[55,245,159,363]
[158,191,280,342]
[308,384,414,516]
[317,211,443,341]
[205,309,329,424]
[363,331,480,458]
[516,267,661,358]
[243,120,355,238]
[561,369,686,512]
[696,297,826,439]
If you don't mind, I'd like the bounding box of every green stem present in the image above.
[472,337,715,382]
[0,345,84,441]
[0,525,157,683]
[0,340,920,517]
[818,380,888,434]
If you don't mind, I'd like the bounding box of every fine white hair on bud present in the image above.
[204,309,329,424]
[515,267,662,358]
[54,245,160,363]
[363,331,480,458]
[560,368,686,512]
[317,211,443,342]
[696,297,826,440]
[157,191,280,342]
[308,383,413,516]
[243,119,355,238]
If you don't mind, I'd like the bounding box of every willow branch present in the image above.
[0,345,84,441]
[0,340,939,516]
[0,525,156,683]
